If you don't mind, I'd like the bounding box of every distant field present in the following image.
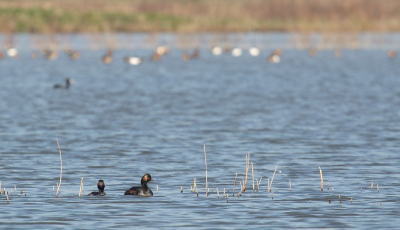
[0,0,400,32]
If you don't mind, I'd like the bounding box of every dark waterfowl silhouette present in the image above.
[54,78,73,89]
[88,180,106,196]
[124,173,153,197]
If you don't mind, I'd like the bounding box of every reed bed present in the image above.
[1,0,400,32]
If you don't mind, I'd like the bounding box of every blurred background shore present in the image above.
[1,0,400,33]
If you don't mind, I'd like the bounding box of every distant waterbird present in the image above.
[88,180,106,196]
[249,47,260,56]
[7,48,18,58]
[101,49,113,64]
[232,48,242,57]
[387,50,396,58]
[268,49,281,63]
[211,46,222,56]
[54,78,73,89]
[124,56,143,65]
[43,49,58,61]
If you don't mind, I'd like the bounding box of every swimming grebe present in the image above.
[54,78,73,89]
[88,180,106,196]
[124,173,153,197]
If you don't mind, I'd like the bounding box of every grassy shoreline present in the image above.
[1,0,400,33]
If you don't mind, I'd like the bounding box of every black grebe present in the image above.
[124,173,153,197]
[88,180,106,196]
[54,78,73,89]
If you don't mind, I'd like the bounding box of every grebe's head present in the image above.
[97,180,105,191]
[141,173,153,184]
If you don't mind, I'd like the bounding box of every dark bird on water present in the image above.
[88,180,106,196]
[124,173,153,197]
[54,78,73,89]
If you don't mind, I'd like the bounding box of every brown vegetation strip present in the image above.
[0,0,400,32]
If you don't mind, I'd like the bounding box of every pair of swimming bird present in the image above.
[88,173,153,197]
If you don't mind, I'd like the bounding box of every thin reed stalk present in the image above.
[203,144,208,196]
[180,186,183,193]
[244,152,250,191]
[216,187,219,198]
[371,182,373,189]
[6,192,9,204]
[223,188,225,197]
[251,162,254,192]
[55,138,63,197]
[269,165,278,192]
[318,166,323,191]
[14,185,16,192]
[257,177,262,191]
[377,184,379,193]
[156,185,159,193]
[233,173,237,196]
[78,177,83,197]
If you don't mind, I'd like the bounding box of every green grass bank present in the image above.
[0,0,400,33]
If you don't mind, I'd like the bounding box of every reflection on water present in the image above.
[0,33,400,229]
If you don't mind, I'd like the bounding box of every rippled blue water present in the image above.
[0,33,399,229]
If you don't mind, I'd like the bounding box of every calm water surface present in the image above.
[0,33,399,229]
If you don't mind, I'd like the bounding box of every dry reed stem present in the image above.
[78,177,83,197]
[351,197,353,203]
[371,182,373,189]
[156,185,159,193]
[180,186,183,193]
[251,162,254,192]
[377,184,379,193]
[6,192,9,204]
[233,173,237,196]
[216,187,219,198]
[339,195,341,203]
[327,182,329,190]
[203,144,208,196]
[14,185,16,192]
[223,188,225,197]
[244,152,249,190]
[269,165,278,192]
[318,166,323,191]
[257,177,262,191]
[55,138,63,197]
